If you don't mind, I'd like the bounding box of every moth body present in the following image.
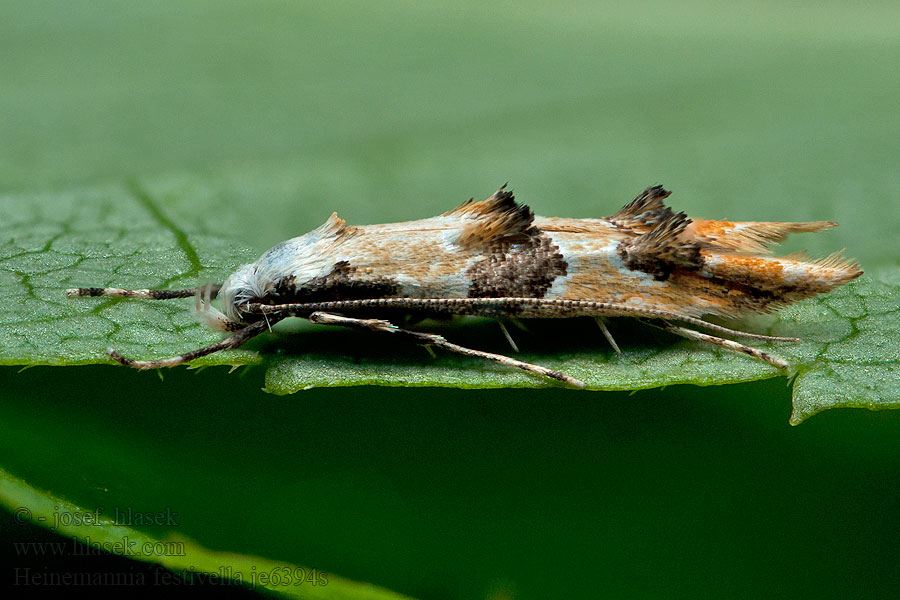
[67,185,862,386]
[216,186,860,327]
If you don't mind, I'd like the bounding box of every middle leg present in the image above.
[307,311,585,388]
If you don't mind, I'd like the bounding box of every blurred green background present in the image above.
[2,1,899,598]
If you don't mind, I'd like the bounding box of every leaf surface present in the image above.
[0,466,413,599]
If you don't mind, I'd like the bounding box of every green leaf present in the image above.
[0,183,260,367]
[784,269,900,424]
[0,466,413,599]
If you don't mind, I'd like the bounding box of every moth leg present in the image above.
[657,321,789,369]
[308,311,585,388]
[108,317,281,370]
[497,319,520,352]
[66,284,222,300]
[594,317,622,354]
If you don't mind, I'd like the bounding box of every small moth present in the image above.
[67,185,862,387]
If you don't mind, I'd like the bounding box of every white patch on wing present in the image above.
[544,235,581,298]
[779,259,809,285]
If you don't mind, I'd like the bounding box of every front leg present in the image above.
[108,317,280,369]
[308,312,585,388]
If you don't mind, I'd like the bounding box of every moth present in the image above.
[67,185,862,387]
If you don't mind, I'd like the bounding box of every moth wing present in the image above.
[689,219,838,255]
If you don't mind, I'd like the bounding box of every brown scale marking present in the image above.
[468,231,568,299]
[270,261,401,305]
[445,187,536,252]
[607,185,677,232]
[616,212,703,280]
[443,186,520,219]
[457,209,532,249]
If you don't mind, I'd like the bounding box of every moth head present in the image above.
[219,217,355,323]
[219,262,266,323]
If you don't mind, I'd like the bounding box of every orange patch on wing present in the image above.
[690,220,736,238]
[704,255,787,289]
[690,219,837,255]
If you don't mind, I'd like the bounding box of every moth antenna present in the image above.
[106,317,280,370]
[307,312,584,388]
[594,317,622,354]
[67,287,217,300]
[248,298,800,343]
[497,320,520,352]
